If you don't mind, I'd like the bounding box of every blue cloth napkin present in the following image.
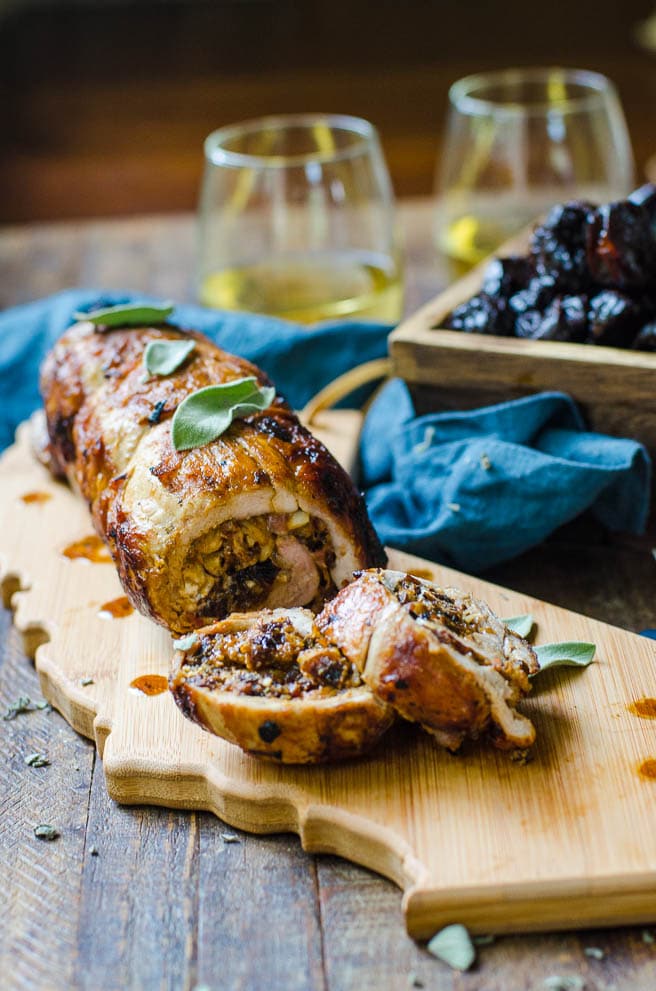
[361,380,651,571]
[0,289,390,451]
[0,290,650,573]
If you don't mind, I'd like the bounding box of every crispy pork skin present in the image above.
[40,321,385,633]
[169,609,395,763]
[316,570,539,752]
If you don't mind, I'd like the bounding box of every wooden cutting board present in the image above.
[2,414,656,938]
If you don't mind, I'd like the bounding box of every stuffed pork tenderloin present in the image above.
[170,569,539,763]
[40,318,385,634]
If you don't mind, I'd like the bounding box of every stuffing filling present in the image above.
[182,513,337,618]
[385,574,483,639]
[180,617,362,700]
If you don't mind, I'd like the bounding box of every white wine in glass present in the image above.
[198,114,404,325]
[435,68,635,270]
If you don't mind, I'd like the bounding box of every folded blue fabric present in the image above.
[0,290,650,574]
[361,380,651,571]
[0,289,390,451]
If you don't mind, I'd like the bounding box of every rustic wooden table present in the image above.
[1,200,655,991]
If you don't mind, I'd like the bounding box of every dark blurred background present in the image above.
[1,0,656,223]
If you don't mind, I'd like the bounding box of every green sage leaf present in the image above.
[171,377,276,451]
[426,923,476,971]
[173,633,200,652]
[504,614,534,639]
[74,301,174,329]
[534,641,596,673]
[144,339,196,378]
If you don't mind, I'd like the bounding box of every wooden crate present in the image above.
[389,235,656,457]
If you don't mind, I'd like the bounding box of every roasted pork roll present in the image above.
[170,609,395,763]
[40,320,385,633]
[315,569,539,752]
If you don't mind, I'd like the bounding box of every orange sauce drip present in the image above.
[638,758,656,780]
[627,698,656,719]
[21,491,52,504]
[63,535,112,563]
[98,596,134,620]
[130,674,168,696]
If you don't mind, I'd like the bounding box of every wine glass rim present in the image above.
[449,67,617,117]
[204,113,380,168]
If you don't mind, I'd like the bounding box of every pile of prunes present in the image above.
[442,185,656,350]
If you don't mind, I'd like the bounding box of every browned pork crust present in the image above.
[40,321,385,632]
[316,569,539,752]
[169,609,395,763]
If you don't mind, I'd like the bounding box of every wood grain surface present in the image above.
[4,421,656,942]
[1,202,656,990]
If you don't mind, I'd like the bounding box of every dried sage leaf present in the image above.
[427,923,475,971]
[34,824,59,841]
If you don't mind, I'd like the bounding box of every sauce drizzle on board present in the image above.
[21,491,52,504]
[98,596,134,620]
[638,758,656,780]
[63,535,112,563]
[627,698,656,719]
[130,674,169,696]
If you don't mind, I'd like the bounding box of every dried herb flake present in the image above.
[542,977,585,991]
[34,824,59,841]
[4,696,50,720]
[24,752,50,768]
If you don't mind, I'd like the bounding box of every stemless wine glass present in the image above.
[197,113,403,324]
[435,67,635,269]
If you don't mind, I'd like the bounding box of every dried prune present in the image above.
[481,256,533,299]
[508,275,557,319]
[442,294,510,335]
[515,296,588,342]
[515,310,544,339]
[585,201,656,289]
[587,290,642,347]
[632,322,656,351]
[629,184,656,239]
[531,201,593,285]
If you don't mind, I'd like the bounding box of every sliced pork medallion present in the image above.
[169,608,395,763]
[40,320,385,633]
[316,569,539,752]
